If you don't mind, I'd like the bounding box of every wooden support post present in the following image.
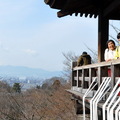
[98,67,102,87]
[89,68,92,86]
[77,70,79,87]
[111,65,115,89]
[98,14,109,62]
[82,69,85,89]
[72,62,76,86]
[89,68,97,88]
[111,64,120,88]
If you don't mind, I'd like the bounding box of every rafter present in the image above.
[104,0,120,18]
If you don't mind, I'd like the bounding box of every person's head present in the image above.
[82,51,87,55]
[106,40,115,50]
[117,32,120,41]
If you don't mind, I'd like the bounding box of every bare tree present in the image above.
[62,48,98,81]
[109,23,120,44]
[62,51,79,80]
[84,43,98,63]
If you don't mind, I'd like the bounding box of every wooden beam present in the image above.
[104,0,120,17]
[57,11,70,17]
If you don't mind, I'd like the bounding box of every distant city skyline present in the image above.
[0,0,119,71]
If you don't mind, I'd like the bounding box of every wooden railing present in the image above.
[71,59,120,94]
[68,59,120,119]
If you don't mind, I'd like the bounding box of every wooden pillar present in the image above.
[98,67,101,87]
[72,62,76,86]
[82,69,85,88]
[98,14,109,62]
[111,65,115,89]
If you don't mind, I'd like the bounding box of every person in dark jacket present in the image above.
[77,52,91,66]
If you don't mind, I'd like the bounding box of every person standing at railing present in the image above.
[77,52,91,88]
[77,51,91,66]
[104,40,116,76]
[114,32,120,59]
[114,32,120,96]
[104,40,116,62]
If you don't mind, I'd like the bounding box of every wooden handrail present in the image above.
[72,59,120,90]
[73,59,120,70]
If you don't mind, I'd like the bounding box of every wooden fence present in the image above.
[67,59,120,120]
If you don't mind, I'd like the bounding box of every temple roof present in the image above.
[45,0,120,19]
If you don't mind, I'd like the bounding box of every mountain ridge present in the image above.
[0,65,62,79]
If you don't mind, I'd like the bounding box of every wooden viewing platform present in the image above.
[67,89,104,109]
[68,59,120,119]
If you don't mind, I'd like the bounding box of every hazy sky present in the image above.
[0,0,119,71]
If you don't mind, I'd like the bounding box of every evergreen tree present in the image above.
[13,83,21,93]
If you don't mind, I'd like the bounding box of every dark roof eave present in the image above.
[45,0,120,20]
[57,10,98,18]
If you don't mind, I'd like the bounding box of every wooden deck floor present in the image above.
[77,114,90,120]
[67,89,105,109]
